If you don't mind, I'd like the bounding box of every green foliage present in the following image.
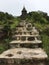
[0,12,14,21]
[40,17,48,24]
[41,34,49,55]
[43,26,49,36]
[27,11,49,24]
[0,44,6,53]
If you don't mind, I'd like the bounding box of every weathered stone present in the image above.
[0,19,48,65]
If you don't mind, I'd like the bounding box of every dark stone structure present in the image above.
[21,7,27,20]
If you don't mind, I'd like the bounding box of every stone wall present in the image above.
[0,59,46,65]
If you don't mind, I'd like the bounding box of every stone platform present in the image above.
[0,48,48,65]
[0,48,47,59]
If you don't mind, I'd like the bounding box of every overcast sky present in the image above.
[0,0,49,16]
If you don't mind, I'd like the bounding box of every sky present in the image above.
[0,0,49,16]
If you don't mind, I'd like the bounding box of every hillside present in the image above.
[0,11,49,64]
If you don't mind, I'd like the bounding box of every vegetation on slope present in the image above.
[0,11,49,64]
